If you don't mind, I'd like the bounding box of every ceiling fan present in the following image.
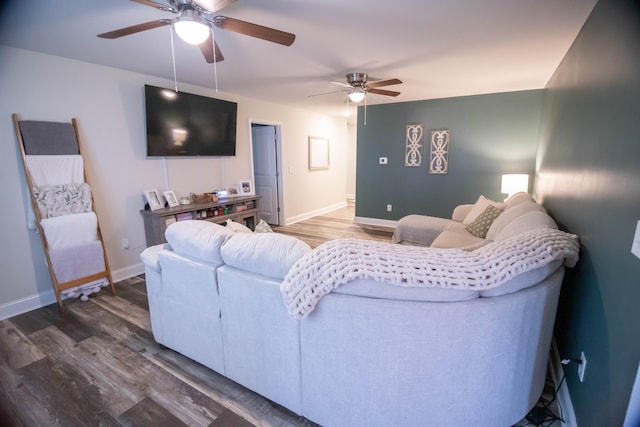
[97,0,295,63]
[323,73,403,103]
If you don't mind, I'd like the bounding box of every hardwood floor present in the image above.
[0,205,560,426]
[270,204,393,248]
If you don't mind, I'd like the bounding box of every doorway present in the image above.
[250,121,283,225]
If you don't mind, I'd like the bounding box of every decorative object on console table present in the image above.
[144,189,163,210]
[429,129,450,174]
[140,195,261,246]
[405,124,424,167]
[308,136,329,170]
[226,185,240,196]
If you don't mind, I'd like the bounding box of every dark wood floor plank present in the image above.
[120,396,188,427]
[209,408,256,427]
[86,294,152,332]
[18,356,120,426]
[112,275,150,310]
[0,320,46,369]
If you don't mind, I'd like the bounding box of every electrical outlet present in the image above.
[121,238,130,250]
[386,204,392,212]
[578,351,587,382]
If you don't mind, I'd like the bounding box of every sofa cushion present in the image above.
[463,195,505,225]
[221,233,311,279]
[465,205,503,238]
[504,192,535,209]
[431,230,487,250]
[165,220,234,264]
[486,201,544,241]
[492,210,558,241]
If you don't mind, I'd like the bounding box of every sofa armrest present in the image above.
[452,204,474,222]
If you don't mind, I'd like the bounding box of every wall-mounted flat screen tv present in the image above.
[144,84,237,157]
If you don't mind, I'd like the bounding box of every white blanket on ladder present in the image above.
[280,228,580,319]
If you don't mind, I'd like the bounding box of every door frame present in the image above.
[249,118,284,226]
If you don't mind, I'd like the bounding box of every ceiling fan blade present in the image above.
[193,0,237,13]
[212,16,295,46]
[308,89,349,98]
[330,81,352,88]
[367,78,403,88]
[199,34,225,63]
[97,19,172,39]
[368,88,401,97]
[130,0,176,12]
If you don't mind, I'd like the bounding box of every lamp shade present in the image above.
[174,18,210,45]
[348,89,365,103]
[501,174,529,198]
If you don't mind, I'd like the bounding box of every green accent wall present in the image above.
[355,90,543,220]
[536,0,640,425]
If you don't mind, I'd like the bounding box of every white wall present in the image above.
[0,46,349,318]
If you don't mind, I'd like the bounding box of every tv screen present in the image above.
[144,84,237,157]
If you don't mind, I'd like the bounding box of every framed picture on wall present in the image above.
[144,189,163,210]
[308,136,329,170]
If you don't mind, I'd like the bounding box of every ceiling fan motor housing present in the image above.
[346,72,367,87]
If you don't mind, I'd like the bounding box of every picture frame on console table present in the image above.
[163,190,179,207]
[239,179,254,195]
[144,189,163,211]
[226,185,240,197]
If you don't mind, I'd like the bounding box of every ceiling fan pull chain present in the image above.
[364,95,367,126]
[170,26,178,92]
[212,30,219,92]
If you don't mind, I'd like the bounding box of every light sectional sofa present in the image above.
[140,192,579,427]
[393,192,557,249]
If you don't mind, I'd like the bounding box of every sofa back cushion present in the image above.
[486,201,548,241]
[165,220,234,264]
[504,192,536,209]
[490,209,558,241]
[221,233,311,279]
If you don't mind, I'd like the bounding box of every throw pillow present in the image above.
[465,205,503,238]
[462,195,505,225]
[254,219,273,233]
[225,219,252,233]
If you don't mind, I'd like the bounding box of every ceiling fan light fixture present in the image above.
[348,88,365,103]
[174,10,210,45]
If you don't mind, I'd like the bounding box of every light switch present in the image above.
[632,220,640,259]
[379,157,388,165]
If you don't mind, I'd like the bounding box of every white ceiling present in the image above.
[0,0,597,117]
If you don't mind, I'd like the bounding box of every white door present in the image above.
[252,124,280,225]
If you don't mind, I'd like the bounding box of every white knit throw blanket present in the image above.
[280,228,579,319]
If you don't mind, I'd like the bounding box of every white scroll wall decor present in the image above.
[404,124,424,167]
[429,129,450,174]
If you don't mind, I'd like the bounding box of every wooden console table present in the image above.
[140,195,261,247]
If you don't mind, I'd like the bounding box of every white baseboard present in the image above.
[285,201,348,225]
[0,263,145,321]
[354,216,398,229]
[550,338,577,427]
